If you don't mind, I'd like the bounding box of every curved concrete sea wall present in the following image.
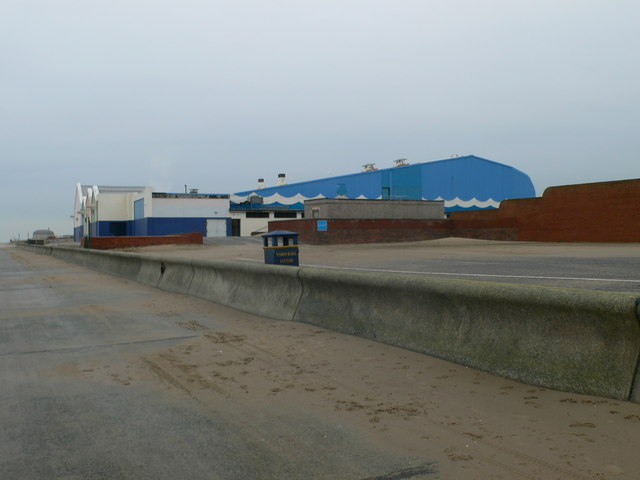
[19,244,640,402]
[294,268,640,401]
[188,259,302,321]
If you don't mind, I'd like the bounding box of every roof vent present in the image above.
[277,173,287,186]
[393,158,409,167]
[362,163,378,172]
[189,188,199,194]
[258,178,265,189]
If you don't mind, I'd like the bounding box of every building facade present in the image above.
[303,199,445,220]
[73,184,231,241]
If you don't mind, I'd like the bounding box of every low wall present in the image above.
[19,243,640,402]
[83,232,203,250]
[449,209,519,241]
[294,269,640,401]
[270,219,452,244]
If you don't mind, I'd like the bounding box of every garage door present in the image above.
[206,219,227,237]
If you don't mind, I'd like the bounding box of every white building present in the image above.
[73,184,231,241]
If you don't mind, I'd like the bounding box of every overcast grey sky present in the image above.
[2,0,638,240]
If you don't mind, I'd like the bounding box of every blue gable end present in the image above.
[420,156,535,202]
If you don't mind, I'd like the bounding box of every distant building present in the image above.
[32,229,55,241]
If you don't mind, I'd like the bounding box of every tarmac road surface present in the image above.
[2,244,640,479]
[196,237,640,293]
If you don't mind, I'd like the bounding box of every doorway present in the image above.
[206,219,227,237]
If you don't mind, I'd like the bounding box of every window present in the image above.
[274,211,297,218]
[246,211,270,218]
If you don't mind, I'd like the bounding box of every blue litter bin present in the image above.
[262,230,299,266]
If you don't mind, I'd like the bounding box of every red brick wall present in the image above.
[86,232,203,250]
[450,208,518,241]
[451,178,640,242]
[270,219,452,244]
[521,180,640,242]
[273,179,640,244]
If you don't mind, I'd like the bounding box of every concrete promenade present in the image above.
[3,243,640,479]
[1,245,429,479]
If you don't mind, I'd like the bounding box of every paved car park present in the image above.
[161,237,640,292]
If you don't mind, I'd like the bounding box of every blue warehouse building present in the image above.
[233,155,535,210]
[230,155,536,235]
